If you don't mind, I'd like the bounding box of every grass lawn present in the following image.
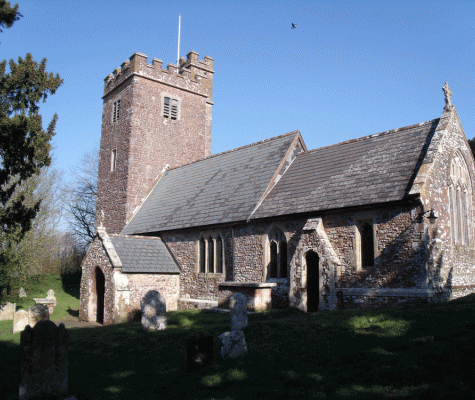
[1,274,475,399]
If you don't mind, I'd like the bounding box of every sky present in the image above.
[2,1,475,185]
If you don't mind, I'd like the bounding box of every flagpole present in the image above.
[177,14,181,73]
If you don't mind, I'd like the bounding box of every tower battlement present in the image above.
[104,51,214,102]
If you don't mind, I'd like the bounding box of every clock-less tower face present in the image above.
[96,51,214,234]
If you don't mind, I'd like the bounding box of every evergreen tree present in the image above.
[0,1,63,291]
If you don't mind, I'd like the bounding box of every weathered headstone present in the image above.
[141,290,167,331]
[187,332,214,371]
[219,292,248,359]
[219,330,247,359]
[19,320,69,400]
[13,309,29,333]
[46,289,56,300]
[0,302,15,321]
[19,287,27,297]
[229,292,248,330]
[28,304,49,328]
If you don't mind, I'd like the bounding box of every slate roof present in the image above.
[122,131,300,235]
[251,119,439,219]
[109,235,180,273]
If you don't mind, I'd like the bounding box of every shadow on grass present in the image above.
[61,272,81,300]
[2,298,475,399]
[67,307,80,318]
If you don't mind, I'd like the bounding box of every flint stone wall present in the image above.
[80,235,179,324]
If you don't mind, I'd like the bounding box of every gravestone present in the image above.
[219,293,248,359]
[0,302,15,321]
[28,304,49,328]
[19,287,27,297]
[19,320,69,400]
[141,290,167,332]
[229,292,248,330]
[13,309,29,333]
[219,330,247,359]
[187,333,214,371]
[33,289,57,315]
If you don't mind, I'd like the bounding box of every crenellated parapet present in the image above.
[103,50,214,102]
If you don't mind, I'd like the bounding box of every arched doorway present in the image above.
[95,267,105,324]
[306,251,319,312]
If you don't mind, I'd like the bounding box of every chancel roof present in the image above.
[122,131,302,235]
[109,235,180,273]
[251,119,439,219]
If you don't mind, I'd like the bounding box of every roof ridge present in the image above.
[301,119,439,156]
[167,130,300,171]
[110,234,163,240]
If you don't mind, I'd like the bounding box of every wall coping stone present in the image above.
[338,288,435,297]
[218,282,277,288]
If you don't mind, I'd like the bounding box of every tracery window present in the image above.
[198,233,224,274]
[449,152,472,245]
[267,228,288,279]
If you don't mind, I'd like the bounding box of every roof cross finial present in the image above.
[443,82,453,112]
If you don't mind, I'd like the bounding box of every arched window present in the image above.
[269,241,278,278]
[197,233,224,274]
[207,237,214,273]
[449,152,472,245]
[361,222,374,268]
[216,236,223,274]
[199,238,206,273]
[279,241,288,278]
[267,228,288,280]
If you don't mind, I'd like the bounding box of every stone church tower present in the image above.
[96,51,214,234]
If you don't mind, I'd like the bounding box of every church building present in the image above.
[79,51,475,325]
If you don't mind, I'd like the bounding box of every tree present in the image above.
[0,2,63,289]
[64,149,98,250]
[5,166,64,279]
[0,1,21,33]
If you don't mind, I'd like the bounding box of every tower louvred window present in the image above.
[116,99,121,120]
[163,97,170,117]
[113,99,121,122]
[163,96,179,119]
[171,99,178,120]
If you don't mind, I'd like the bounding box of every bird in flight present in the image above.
[292,23,297,29]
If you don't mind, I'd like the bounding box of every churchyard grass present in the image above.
[1,275,475,399]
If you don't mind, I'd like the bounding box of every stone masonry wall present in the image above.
[161,204,432,311]
[96,51,214,234]
[79,236,115,325]
[126,273,179,314]
[420,109,475,300]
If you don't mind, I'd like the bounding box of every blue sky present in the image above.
[2,1,475,181]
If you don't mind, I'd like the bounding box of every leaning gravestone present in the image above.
[19,320,69,400]
[219,292,248,359]
[13,309,29,333]
[187,332,214,371]
[19,287,27,297]
[141,290,167,332]
[0,302,15,321]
